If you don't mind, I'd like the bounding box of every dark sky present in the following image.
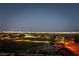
[0,3,79,32]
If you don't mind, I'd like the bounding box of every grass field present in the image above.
[0,40,45,52]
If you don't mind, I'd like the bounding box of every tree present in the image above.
[74,35,79,43]
[48,36,56,46]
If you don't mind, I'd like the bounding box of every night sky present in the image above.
[0,3,79,32]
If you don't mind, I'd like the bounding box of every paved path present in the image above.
[16,40,49,43]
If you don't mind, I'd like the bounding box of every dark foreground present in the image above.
[0,40,78,56]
